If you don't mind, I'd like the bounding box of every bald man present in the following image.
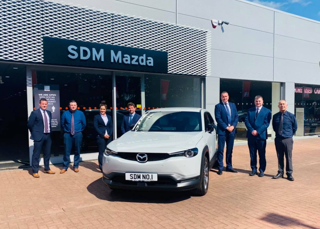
[272,100,297,181]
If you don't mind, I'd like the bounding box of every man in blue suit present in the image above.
[27,98,55,178]
[121,102,141,135]
[214,91,239,175]
[94,103,113,171]
[245,95,271,177]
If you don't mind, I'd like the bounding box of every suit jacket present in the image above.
[121,113,141,134]
[94,114,113,138]
[215,102,238,135]
[27,109,52,141]
[245,106,271,140]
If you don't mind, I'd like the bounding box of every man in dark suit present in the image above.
[245,95,271,177]
[27,98,55,178]
[272,100,297,181]
[121,102,141,134]
[214,91,239,175]
[94,103,113,171]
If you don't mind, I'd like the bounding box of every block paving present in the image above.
[0,138,319,229]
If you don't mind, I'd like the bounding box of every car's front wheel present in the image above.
[194,154,209,196]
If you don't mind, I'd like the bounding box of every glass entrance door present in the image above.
[0,64,29,163]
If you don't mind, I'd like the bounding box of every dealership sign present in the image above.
[43,37,168,74]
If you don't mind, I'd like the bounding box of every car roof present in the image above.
[147,107,203,113]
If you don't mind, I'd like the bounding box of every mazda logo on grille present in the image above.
[136,153,148,163]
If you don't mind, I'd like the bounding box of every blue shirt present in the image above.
[272,111,297,138]
[61,110,86,133]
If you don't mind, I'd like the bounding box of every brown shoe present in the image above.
[60,169,67,174]
[74,168,79,173]
[44,170,55,174]
[32,173,40,178]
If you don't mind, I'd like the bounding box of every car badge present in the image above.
[136,153,148,163]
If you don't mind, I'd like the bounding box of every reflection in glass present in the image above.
[295,84,320,135]
[135,111,202,132]
[145,75,201,108]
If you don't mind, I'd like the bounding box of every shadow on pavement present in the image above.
[233,168,274,178]
[260,213,320,229]
[80,161,101,173]
[87,178,192,204]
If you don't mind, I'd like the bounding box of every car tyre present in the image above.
[194,154,209,196]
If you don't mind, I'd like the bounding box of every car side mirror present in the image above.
[208,123,217,133]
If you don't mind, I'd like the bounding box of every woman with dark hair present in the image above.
[94,103,113,171]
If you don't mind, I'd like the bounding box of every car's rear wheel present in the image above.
[194,154,209,196]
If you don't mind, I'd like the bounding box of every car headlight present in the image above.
[105,148,118,156]
[171,148,198,158]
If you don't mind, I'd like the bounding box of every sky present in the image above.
[245,0,320,22]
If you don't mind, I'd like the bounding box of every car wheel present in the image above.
[194,154,209,196]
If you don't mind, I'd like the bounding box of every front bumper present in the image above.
[102,172,200,191]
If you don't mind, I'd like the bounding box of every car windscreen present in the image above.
[134,111,202,132]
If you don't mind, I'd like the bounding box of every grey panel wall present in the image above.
[0,0,210,76]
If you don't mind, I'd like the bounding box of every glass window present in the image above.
[35,70,112,155]
[295,84,320,135]
[145,74,201,109]
[0,64,29,163]
[220,79,272,140]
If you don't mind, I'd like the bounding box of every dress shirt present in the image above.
[61,110,86,134]
[255,106,262,114]
[40,109,50,133]
[100,114,109,135]
[272,111,297,138]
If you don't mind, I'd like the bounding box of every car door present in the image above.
[203,112,216,160]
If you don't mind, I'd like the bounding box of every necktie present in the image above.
[71,112,75,135]
[43,110,49,133]
[224,103,231,124]
[255,107,259,118]
[129,115,132,125]
[278,113,283,136]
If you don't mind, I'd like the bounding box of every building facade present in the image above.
[0,0,319,166]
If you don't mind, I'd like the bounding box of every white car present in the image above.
[102,108,217,196]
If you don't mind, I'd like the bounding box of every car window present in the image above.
[204,112,214,131]
[135,111,202,132]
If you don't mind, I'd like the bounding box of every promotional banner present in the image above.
[161,80,170,100]
[242,81,251,98]
[34,85,60,131]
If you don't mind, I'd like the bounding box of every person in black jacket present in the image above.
[94,103,113,171]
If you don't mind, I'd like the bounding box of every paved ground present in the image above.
[0,138,319,229]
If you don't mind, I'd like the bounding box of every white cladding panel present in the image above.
[178,0,274,33]
[178,14,274,57]
[274,59,320,84]
[47,0,176,22]
[275,35,320,64]
[275,12,320,43]
[211,50,273,81]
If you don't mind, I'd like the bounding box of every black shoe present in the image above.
[287,174,294,181]
[217,170,223,175]
[249,171,257,176]
[258,171,264,177]
[273,172,283,179]
[226,168,238,173]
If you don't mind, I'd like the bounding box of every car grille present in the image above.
[116,153,170,161]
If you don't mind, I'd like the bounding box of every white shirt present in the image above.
[100,114,108,135]
[255,106,263,114]
[40,109,50,133]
